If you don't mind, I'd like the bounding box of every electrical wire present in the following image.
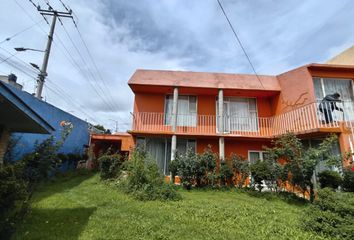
[216,0,264,89]
[0,20,44,45]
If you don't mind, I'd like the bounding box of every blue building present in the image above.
[0,80,91,170]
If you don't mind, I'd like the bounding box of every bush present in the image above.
[302,188,354,239]
[174,146,218,188]
[175,149,198,189]
[219,161,233,185]
[342,167,354,192]
[250,160,272,191]
[119,150,181,201]
[0,164,28,239]
[99,154,123,180]
[318,170,342,189]
[231,154,250,188]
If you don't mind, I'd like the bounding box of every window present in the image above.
[138,137,196,175]
[313,77,354,120]
[177,139,196,153]
[164,95,197,126]
[216,97,258,132]
[248,151,266,164]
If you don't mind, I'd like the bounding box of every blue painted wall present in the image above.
[5,83,90,170]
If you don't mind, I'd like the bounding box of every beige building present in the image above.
[327,45,354,65]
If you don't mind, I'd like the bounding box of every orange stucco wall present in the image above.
[275,67,316,115]
[197,95,216,115]
[197,138,219,154]
[196,138,270,160]
[134,93,166,113]
[225,139,270,159]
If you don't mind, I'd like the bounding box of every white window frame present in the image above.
[216,97,259,133]
[164,94,198,126]
[248,150,266,163]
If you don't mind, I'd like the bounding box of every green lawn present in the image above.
[12,172,330,240]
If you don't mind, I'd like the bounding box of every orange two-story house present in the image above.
[128,63,354,176]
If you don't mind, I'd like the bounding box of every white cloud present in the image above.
[0,0,354,132]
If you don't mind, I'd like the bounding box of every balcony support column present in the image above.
[218,89,225,162]
[171,87,178,132]
[170,87,178,182]
[218,89,224,133]
[219,137,225,162]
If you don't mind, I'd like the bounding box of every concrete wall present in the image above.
[4,83,90,170]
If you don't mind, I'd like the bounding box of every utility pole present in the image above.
[109,119,118,133]
[35,4,73,99]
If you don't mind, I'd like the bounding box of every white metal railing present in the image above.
[131,101,354,137]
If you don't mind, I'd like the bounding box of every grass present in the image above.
[12,171,330,240]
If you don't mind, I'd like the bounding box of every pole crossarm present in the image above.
[30,3,74,99]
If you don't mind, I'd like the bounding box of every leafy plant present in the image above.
[219,161,233,185]
[302,188,354,239]
[175,148,198,189]
[119,150,181,201]
[231,154,250,188]
[342,167,354,192]
[198,145,217,186]
[99,154,123,180]
[0,163,28,239]
[318,170,342,189]
[250,160,272,191]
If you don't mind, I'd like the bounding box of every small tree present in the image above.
[175,148,198,189]
[219,161,233,186]
[231,154,249,188]
[250,160,272,191]
[198,145,217,186]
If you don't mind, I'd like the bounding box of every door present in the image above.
[223,102,230,133]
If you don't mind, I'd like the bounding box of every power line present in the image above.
[216,0,264,89]
[58,20,117,112]
[73,23,121,112]
[0,52,18,64]
[57,0,120,112]
[0,20,44,45]
[45,83,97,123]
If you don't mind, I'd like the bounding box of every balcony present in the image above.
[130,101,354,138]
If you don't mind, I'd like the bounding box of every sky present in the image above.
[0,0,354,132]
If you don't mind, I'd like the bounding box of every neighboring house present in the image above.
[0,81,54,163]
[128,63,354,176]
[0,80,92,170]
[327,45,354,65]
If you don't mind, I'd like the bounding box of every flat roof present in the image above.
[128,69,281,92]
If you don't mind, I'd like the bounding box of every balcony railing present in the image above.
[131,101,354,137]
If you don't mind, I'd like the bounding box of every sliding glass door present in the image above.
[164,95,197,126]
[313,77,354,121]
[217,97,258,133]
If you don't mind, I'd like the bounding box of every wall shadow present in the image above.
[13,207,96,240]
[33,170,95,203]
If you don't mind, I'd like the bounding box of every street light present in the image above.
[30,63,40,70]
[14,47,45,53]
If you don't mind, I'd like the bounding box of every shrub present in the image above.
[99,154,123,180]
[219,161,233,185]
[119,150,181,201]
[303,188,354,239]
[342,167,354,192]
[198,146,217,186]
[231,154,250,188]
[318,170,342,189]
[250,160,272,191]
[0,164,28,239]
[175,149,198,189]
